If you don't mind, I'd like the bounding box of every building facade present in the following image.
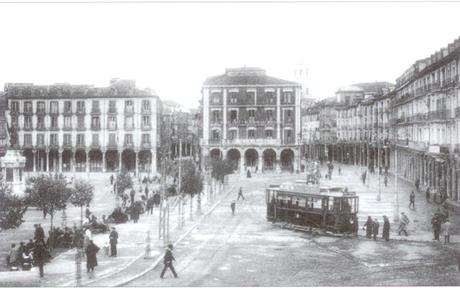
[391,36,460,206]
[336,92,392,170]
[201,67,302,173]
[4,79,161,175]
[303,98,339,162]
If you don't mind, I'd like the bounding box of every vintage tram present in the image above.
[266,182,359,234]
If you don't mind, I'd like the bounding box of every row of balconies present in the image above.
[19,123,152,132]
[21,142,153,150]
[14,107,153,115]
[206,138,293,146]
[393,109,452,124]
[210,118,293,125]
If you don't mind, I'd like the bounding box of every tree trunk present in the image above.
[80,206,83,228]
[50,213,54,251]
[189,194,193,220]
[197,191,202,215]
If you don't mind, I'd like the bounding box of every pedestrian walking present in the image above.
[426,186,431,202]
[372,218,379,240]
[144,186,149,198]
[237,187,245,200]
[33,241,47,277]
[361,171,367,185]
[431,215,441,241]
[230,201,236,216]
[442,219,451,244]
[338,166,341,175]
[398,212,410,236]
[42,207,48,219]
[160,244,178,279]
[147,197,154,215]
[34,224,45,246]
[409,191,415,209]
[415,178,420,193]
[382,215,390,241]
[110,174,114,185]
[85,240,100,272]
[363,216,373,239]
[109,227,118,257]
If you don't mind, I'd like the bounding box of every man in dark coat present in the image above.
[109,227,118,257]
[415,178,420,192]
[34,224,46,246]
[372,218,379,240]
[110,174,114,185]
[382,215,390,241]
[409,191,415,209]
[230,201,236,216]
[237,187,245,200]
[363,216,373,238]
[85,240,100,272]
[33,241,47,277]
[160,244,178,278]
[431,215,441,241]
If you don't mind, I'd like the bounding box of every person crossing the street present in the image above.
[398,212,410,236]
[230,201,236,216]
[409,191,416,209]
[160,244,178,279]
[109,227,118,257]
[237,187,245,200]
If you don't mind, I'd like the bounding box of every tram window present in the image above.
[342,198,353,213]
[328,197,334,210]
[312,198,322,209]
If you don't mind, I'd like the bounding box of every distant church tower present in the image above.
[293,63,312,109]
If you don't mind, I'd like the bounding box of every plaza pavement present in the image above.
[127,170,460,286]
[36,175,233,286]
[2,165,459,286]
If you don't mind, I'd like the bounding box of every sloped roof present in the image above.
[203,67,299,86]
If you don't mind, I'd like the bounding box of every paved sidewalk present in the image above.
[321,163,460,242]
[38,176,236,287]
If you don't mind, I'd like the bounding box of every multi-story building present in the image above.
[4,79,161,175]
[391,36,460,206]
[201,67,302,173]
[334,82,393,171]
[302,98,339,162]
[0,93,8,156]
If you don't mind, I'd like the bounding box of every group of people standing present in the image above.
[363,215,391,241]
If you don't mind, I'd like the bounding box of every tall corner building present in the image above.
[201,67,302,173]
[4,79,160,175]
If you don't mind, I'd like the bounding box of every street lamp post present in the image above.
[393,145,399,222]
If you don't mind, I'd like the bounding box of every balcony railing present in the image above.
[223,138,281,146]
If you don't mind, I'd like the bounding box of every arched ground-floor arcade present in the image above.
[21,148,157,175]
[204,146,301,174]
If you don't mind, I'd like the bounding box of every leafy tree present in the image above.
[115,173,133,196]
[180,160,203,218]
[0,174,28,230]
[25,174,71,249]
[69,179,94,227]
[210,158,234,184]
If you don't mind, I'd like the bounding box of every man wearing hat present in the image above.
[109,227,119,257]
[160,244,178,279]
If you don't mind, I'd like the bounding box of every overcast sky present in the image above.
[0,2,459,108]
